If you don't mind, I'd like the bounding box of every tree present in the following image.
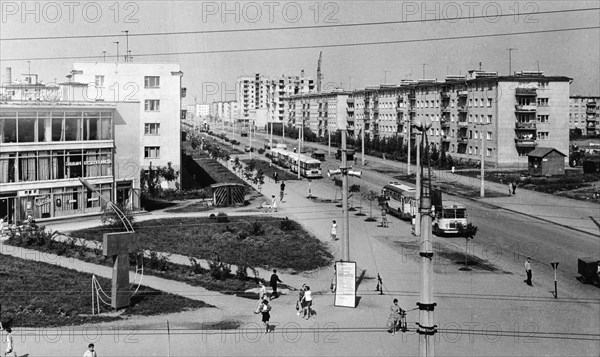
[233,157,241,175]
[363,189,380,221]
[254,169,265,192]
[457,223,478,271]
[349,184,361,211]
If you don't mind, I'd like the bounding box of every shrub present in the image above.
[257,148,265,154]
[216,212,229,223]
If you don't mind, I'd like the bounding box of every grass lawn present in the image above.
[0,254,212,328]
[69,216,332,272]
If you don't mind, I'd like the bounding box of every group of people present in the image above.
[266,181,286,212]
[296,284,313,319]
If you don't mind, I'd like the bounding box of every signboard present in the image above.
[334,261,356,308]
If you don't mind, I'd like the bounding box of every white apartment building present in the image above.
[348,71,571,167]
[236,72,314,127]
[569,96,599,135]
[70,62,184,177]
[285,90,349,137]
[211,101,240,125]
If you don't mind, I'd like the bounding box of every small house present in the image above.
[528,147,567,176]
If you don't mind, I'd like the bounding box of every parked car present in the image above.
[244,146,254,153]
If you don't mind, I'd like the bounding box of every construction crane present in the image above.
[317,51,323,93]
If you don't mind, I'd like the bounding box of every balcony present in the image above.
[347,106,354,112]
[587,108,597,115]
[441,92,450,99]
[515,137,538,147]
[457,105,467,113]
[347,98,355,104]
[408,93,415,99]
[515,104,537,112]
[457,121,468,127]
[441,106,451,113]
[441,120,450,128]
[442,135,451,142]
[458,90,468,97]
[515,88,537,96]
[515,122,537,129]
[457,137,468,144]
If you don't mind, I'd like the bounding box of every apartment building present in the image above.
[236,72,314,127]
[70,62,184,178]
[569,96,599,135]
[285,90,349,137]
[348,71,571,167]
[0,63,184,224]
[211,101,240,125]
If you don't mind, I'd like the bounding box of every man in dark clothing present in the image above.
[269,269,283,299]
[274,172,278,183]
[280,181,286,202]
[512,181,517,195]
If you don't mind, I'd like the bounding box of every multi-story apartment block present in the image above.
[211,101,240,125]
[569,96,599,135]
[285,90,349,137]
[348,71,571,167]
[0,63,184,224]
[187,103,211,119]
[237,72,314,127]
[70,62,184,177]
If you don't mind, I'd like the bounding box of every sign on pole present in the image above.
[334,261,356,308]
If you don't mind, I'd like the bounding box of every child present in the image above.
[3,326,16,357]
[259,300,272,334]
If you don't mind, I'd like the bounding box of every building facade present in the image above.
[211,101,240,125]
[569,96,599,135]
[236,72,314,126]
[348,71,571,167]
[0,63,184,224]
[285,90,349,137]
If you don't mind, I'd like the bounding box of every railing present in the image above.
[515,122,537,129]
[515,104,537,112]
[515,88,537,96]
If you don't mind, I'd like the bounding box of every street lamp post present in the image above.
[551,261,559,299]
[478,123,492,198]
[406,118,412,175]
[415,132,421,236]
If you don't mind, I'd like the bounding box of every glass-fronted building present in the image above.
[0,104,118,224]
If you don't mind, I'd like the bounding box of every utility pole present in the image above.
[297,120,301,179]
[508,48,517,75]
[122,30,129,62]
[114,42,119,63]
[407,118,412,175]
[328,122,331,156]
[414,129,436,357]
[341,130,350,261]
[479,123,491,197]
[270,121,273,150]
[361,127,365,166]
[249,121,253,159]
[414,132,421,236]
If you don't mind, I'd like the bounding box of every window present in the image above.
[144,146,160,159]
[537,115,549,123]
[487,132,492,140]
[487,98,493,107]
[144,123,160,135]
[144,76,160,88]
[487,115,492,123]
[95,75,104,87]
[468,146,473,155]
[487,148,492,157]
[537,132,549,140]
[145,100,160,111]
[537,98,549,107]
[469,130,473,139]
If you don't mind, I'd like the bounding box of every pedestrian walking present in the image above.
[274,172,279,183]
[269,269,283,300]
[302,285,313,319]
[297,284,306,316]
[508,182,513,196]
[2,327,16,357]
[259,299,272,334]
[271,195,278,212]
[388,299,401,335]
[280,181,286,202]
[381,207,388,228]
[512,181,518,195]
[83,343,98,357]
[524,257,533,286]
[330,220,338,240]
[256,281,267,313]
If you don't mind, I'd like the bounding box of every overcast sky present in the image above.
[1,0,598,104]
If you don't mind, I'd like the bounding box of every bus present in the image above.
[432,195,467,235]
[381,182,468,235]
[289,153,322,178]
[381,182,417,220]
[270,149,322,178]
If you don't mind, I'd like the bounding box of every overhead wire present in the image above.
[1,7,597,42]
